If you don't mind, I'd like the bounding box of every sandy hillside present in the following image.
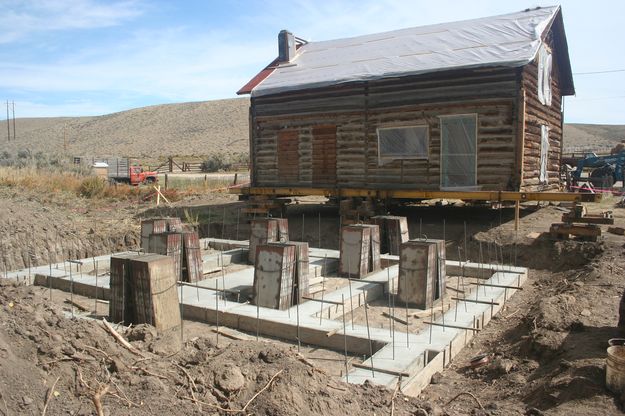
[0,98,250,159]
[1,97,624,158]
[563,123,625,151]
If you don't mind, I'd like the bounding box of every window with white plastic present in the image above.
[377,126,428,163]
[537,45,552,106]
[539,125,550,184]
[440,115,477,189]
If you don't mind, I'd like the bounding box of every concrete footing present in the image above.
[6,237,527,398]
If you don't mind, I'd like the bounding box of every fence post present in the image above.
[165,173,168,190]
[233,173,238,185]
[168,157,173,173]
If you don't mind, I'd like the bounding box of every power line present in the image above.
[573,69,625,75]
[570,95,625,101]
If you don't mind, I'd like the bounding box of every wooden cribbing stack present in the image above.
[550,203,613,242]
[109,254,181,332]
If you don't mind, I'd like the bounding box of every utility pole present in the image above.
[6,101,9,142]
[11,101,15,141]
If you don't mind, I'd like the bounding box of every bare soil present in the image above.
[2,185,625,415]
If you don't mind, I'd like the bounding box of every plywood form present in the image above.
[248,219,279,264]
[358,224,382,272]
[148,232,183,280]
[253,244,296,310]
[131,254,181,331]
[140,217,182,250]
[182,231,203,283]
[371,216,409,255]
[270,241,310,304]
[410,238,446,300]
[109,253,137,324]
[398,240,437,309]
[339,225,371,278]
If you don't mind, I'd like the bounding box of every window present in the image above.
[539,125,550,184]
[377,126,428,163]
[537,45,552,106]
[440,115,477,189]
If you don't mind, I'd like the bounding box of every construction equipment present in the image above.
[570,150,625,189]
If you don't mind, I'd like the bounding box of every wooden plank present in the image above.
[182,231,203,283]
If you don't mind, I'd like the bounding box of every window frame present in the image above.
[439,113,479,190]
[376,124,430,164]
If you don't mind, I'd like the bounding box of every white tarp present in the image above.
[252,6,560,97]
[537,44,553,106]
[539,125,550,183]
[377,126,428,163]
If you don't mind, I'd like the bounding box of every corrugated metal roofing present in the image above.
[242,6,572,97]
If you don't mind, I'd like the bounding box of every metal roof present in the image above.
[239,6,574,97]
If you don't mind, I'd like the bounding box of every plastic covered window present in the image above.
[440,115,477,189]
[539,125,550,184]
[377,126,428,162]
[537,45,552,106]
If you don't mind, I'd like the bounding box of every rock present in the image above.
[580,309,591,317]
[414,408,428,416]
[526,407,545,416]
[126,324,157,342]
[430,372,443,384]
[485,402,498,410]
[216,365,245,393]
[22,396,33,406]
[487,357,515,376]
[507,373,527,385]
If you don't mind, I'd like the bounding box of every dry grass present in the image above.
[0,167,190,202]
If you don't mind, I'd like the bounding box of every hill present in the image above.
[0,98,623,159]
[0,98,250,160]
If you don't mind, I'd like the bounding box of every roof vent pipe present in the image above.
[278,30,296,63]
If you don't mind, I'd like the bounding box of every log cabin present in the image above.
[237,6,574,199]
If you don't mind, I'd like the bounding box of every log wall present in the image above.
[250,61,562,192]
[521,30,563,191]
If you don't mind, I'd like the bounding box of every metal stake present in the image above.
[342,294,349,382]
[215,280,220,347]
[362,290,374,377]
[318,211,321,248]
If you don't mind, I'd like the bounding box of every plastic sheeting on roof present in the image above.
[252,6,560,97]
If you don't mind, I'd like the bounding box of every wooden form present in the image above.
[253,244,295,310]
[371,215,409,255]
[339,225,371,278]
[410,238,446,300]
[140,217,182,250]
[398,240,438,309]
[248,218,290,264]
[182,231,203,283]
[109,254,137,324]
[148,232,183,280]
[270,241,310,304]
[108,254,181,331]
[131,254,181,331]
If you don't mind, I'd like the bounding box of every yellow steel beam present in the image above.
[230,186,601,203]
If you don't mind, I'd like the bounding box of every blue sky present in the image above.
[1,0,624,124]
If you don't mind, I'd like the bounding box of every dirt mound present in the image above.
[0,280,430,415]
[0,188,140,272]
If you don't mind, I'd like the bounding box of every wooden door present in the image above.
[312,125,337,185]
[277,129,299,183]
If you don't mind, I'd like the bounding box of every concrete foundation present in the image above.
[6,237,527,398]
